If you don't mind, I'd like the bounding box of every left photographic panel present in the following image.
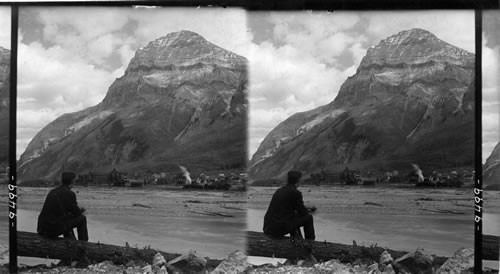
[0,4,10,269]
[16,6,248,272]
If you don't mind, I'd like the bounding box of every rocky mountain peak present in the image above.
[360,28,473,69]
[102,31,246,107]
[151,30,207,47]
[125,30,245,75]
[379,28,438,47]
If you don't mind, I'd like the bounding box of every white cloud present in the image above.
[248,12,368,157]
[35,8,131,67]
[267,12,364,65]
[39,8,130,41]
[248,36,358,157]
[0,7,11,49]
[17,41,118,158]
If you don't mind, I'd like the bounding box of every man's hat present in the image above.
[288,170,302,181]
[61,171,76,185]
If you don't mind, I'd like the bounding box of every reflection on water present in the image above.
[17,209,246,261]
[248,208,473,257]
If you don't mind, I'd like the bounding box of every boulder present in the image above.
[436,247,474,274]
[393,248,434,274]
[381,264,396,274]
[314,259,362,273]
[153,252,166,267]
[379,250,393,265]
[153,265,169,274]
[211,250,249,274]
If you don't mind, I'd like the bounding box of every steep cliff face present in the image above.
[484,142,500,187]
[18,31,247,180]
[250,29,475,180]
[0,47,9,165]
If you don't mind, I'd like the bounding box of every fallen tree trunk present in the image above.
[483,234,499,261]
[246,231,448,266]
[17,231,222,269]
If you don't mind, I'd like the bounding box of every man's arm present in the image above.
[295,191,309,216]
[63,191,82,217]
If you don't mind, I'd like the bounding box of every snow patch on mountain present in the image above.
[65,110,114,136]
[297,109,345,135]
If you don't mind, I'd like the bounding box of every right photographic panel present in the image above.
[482,9,500,271]
[247,11,476,273]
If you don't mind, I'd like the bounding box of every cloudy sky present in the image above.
[17,7,248,159]
[247,11,475,158]
[483,11,500,163]
[0,7,10,49]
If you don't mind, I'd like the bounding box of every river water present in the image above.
[248,208,473,258]
[15,208,246,265]
[0,193,497,268]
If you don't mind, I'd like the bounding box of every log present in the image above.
[483,234,499,261]
[246,231,448,266]
[17,231,222,270]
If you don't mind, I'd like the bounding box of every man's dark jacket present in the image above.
[37,185,82,236]
[263,184,308,234]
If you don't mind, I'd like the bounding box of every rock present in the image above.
[380,263,396,274]
[0,244,9,265]
[159,265,168,274]
[301,254,318,267]
[379,250,393,265]
[153,265,169,274]
[368,263,381,273]
[436,247,474,274]
[142,264,152,274]
[153,252,166,267]
[314,259,360,273]
[186,251,207,271]
[394,248,434,274]
[211,250,249,274]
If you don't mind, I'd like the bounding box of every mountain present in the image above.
[484,142,500,188]
[250,28,475,180]
[0,47,9,166]
[18,31,247,181]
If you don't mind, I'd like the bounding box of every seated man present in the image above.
[37,171,88,241]
[263,170,315,240]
